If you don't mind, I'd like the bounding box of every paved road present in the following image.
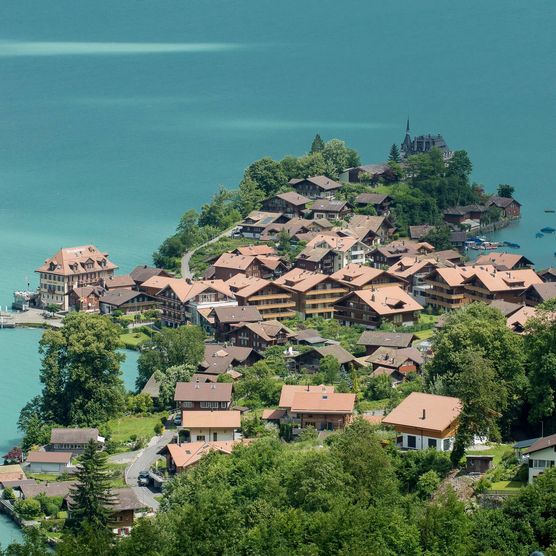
[180,227,235,279]
[125,430,176,511]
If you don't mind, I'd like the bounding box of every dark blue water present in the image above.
[1,0,555,542]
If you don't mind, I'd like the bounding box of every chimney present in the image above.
[210,384,216,389]
[421,409,426,420]
[195,384,200,389]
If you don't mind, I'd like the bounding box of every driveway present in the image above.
[125,429,176,510]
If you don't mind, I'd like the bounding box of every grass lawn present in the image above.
[28,473,66,482]
[357,399,389,412]
[414,329,435,340]
[487,480,525,492]
[467,443,514,466]
[119,331,150,350]
[107,463,128,488]
[419,314,440,325]
[107,413,167,443]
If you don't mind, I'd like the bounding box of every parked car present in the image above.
[138,470,150,486]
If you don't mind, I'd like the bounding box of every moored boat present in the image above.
[536,232,544,238]
[540,227,555,233]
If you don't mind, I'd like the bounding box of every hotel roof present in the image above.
[36,245,118,275]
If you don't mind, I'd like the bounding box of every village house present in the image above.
[210,252,287,281]
[346,214,394,246]
[424,266,479,310]
[290,328,331,347]
[520,282,556,306]
[198,344,261,377]
[489,299,523,317]
[262,191,310,216]
[486,196,521,219]
[265,384,355,432]
[68,285,104,312]
[141,373,161,406]
[137,275,176,297]
[339,163,390,184]
[523,434,556,483]
[49,428,104,456]
[225,275,296,321]
[474,252,534,271]
[292,344,360,373]
[539,267,556,282]
[99,289,159,315]
[295,246,336,274]
[109,488,146,537]
[365,346,424,375]
[239,211,288,239]
[370,241,434,268]
[226,319,292,350]
[357,330,416,356]
[155,278,237,328]
[211,305,262,340]
[259,218,313,242]
[129,265,172,288]
[334,286,423,328]
[289,175,342,199]
[443,204,488,225]
[382,392,462,451]
[331,263,407,291]
[275,269,349,319]
[180,410,241,442]
[506,305,538,333]
[408,225,434,241]
[35,245,118,311]
[163,440,248,474]
[25,451,73,475]
[353,193,391,216]
[174,381,233,411]
[311,199,351,221]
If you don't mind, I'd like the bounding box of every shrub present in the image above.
[297,426,318,442]
[154,422,164,435]
[14,498,41,519]
[2,487,15,501]
[417,470,441,498]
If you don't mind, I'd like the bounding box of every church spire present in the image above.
[405,117,410,135]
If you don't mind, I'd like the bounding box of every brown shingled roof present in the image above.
[174,381,232,402]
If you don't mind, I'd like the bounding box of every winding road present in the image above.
[180,227,236,279]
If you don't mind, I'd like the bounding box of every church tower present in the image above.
[401,117,412,158]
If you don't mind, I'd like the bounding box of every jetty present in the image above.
[0,308,63,329]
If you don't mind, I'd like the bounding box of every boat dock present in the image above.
[0,308,63,329]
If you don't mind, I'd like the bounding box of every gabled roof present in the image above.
[296,246,333,263]
[130,265,171,284]
[111,488,146,511]
[50,428,100,444]
[346,214,388,236]
[464,268,542,293]
[290,391,356,414]
[409,225,435,240]
[275,191,310,206]
[275,268,338,293]
[21,481,75,499]
[159,279,235,304]
[539,267,556,281]
[141,373,161,398]
[100,289,155,307]
[357,331,416,348]
[313,344,357,365]
[475,252,534,270]
[389,257,445,279]
[139,275,177,293]
[36,245,118,276]
[200,344,256,375]
[174,381,232,402]
[487,196,521,208]
[306,234,360,253]
[242,211,284,226]
[331,263,403,288]
[311,199,348,212]
[367,346,424,369]
[166,440,249,469]
[231,320,292,342]
[234,245,277,257]
[507,306,538,332]
[523,433,556,454]
[26,451,72,464]
[104,275,135,289]
[521,282,556,302]
[355,193,389,205]
[337,286,423,316]
[213,305,262,324]
[289,175,342,191]
[489,299,523,317]
[279,384,335,408]
[181,410,241,429]
[382,392,462,433]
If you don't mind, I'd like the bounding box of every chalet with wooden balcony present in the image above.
[211,305,262,340]
[519,282,556,306]
[486,196,521,219]
[345,214,394,246]
[539,267,556,283]
[310,199,351,221]
[156,278,236,328]
[198,344,261,378]
[262,191,310,216]
[333,285,423,329]
[365,346,424,375]
[225,275,296,320]
[475,252,534,271]
[298,234,370,273]
[211,253,287,281]
[289,175,342,200]
[292,344,360,373]
[354,193,391,215]
[357,330,416,356]
[263,384,355,433]
[370,241,435,268]
[174,381,233,411]
[226,319,292,350]
[239,211,289,239]
[275,268,348,319]
[423,266,480,310]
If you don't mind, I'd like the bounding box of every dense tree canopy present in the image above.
[26,313,125,428]
[137,326,205,390]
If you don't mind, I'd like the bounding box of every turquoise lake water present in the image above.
[1,0,555,543]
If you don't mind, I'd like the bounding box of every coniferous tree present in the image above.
[67,440,115,534]
[388,143,401,163]
[310,133,324,153]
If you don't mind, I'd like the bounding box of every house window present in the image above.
[443,438,451,451]
[182,401,193,408]
[196,435,206,441]
[407,435,416,449]
[200,401,219,409]
[428,438,437,449]
[213,432,218,441]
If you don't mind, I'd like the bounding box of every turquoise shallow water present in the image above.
[0,0,555,543]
